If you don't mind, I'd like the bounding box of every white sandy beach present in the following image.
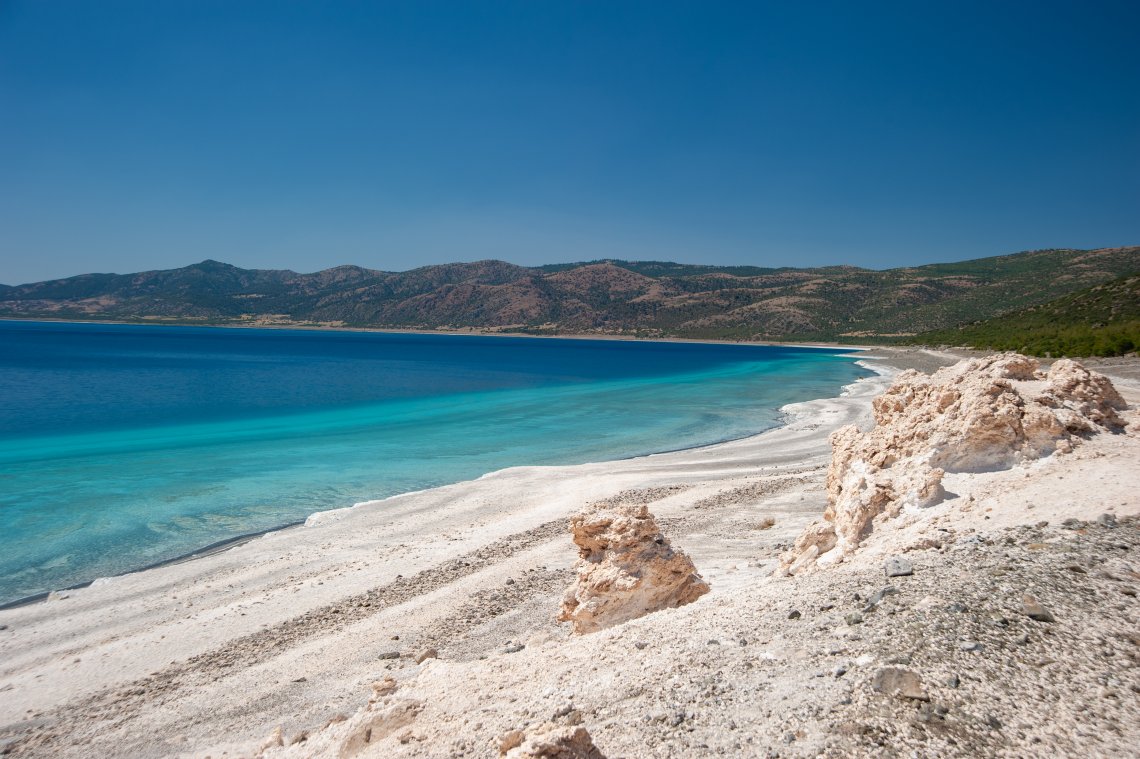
[1,350,1137,758]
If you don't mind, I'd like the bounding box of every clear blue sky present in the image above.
[2,1,1137,284]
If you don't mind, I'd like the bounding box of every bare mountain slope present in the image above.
[1,247,1136,341]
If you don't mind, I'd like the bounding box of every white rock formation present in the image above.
[558,503,709,634]
[783,354,1127,571]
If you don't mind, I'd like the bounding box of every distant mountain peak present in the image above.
[190,259,239,270]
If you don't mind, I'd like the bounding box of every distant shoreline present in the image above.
[0,316,874,352]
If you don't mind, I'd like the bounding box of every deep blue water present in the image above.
[0,321,869,604]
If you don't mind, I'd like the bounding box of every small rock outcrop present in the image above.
[783,354,1127,572]
[559,503,709,634]
[338,699,423,758]
[497,722,606,758]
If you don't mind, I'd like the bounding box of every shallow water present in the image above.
[0,321,868,604]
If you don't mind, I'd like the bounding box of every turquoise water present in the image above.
[0,321,869,604]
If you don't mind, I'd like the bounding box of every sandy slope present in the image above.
[1,352,1137,758]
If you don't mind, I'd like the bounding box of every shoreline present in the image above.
[0,354,900,754]
[0,316,876,351]
[0,521,307,612]
[5,350,1133,756]
[303,359,892,531]
[0,356,887,611]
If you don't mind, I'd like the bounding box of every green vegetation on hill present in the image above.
[911,274,1140,357]
[1,247,1136,344]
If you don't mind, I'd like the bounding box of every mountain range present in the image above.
[1,246,1137,344]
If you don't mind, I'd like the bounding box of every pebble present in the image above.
[884,556,914,577]
[415,648,439,664]
[959,641,984,652]
[845,612,864,626]
[787,610,801,620]
[503,643,525,654]
[946,674,960,688]
[1097,513,1117,528]
[863,585,899,612]
[633,641,648,650]
[1021,594,1056,622]
[378,651,401,660]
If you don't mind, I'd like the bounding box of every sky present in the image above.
[1,1,1138,284]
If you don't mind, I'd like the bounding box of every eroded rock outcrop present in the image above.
[338,699,423,758]
[559,503,709,634]
[497,722,606,758]
[783,354,1127,572]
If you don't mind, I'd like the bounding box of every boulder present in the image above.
[558,503,709,634]
[783,354,1127,572]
